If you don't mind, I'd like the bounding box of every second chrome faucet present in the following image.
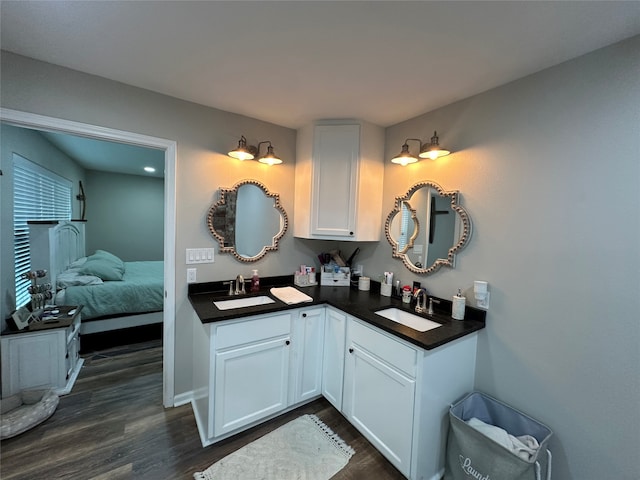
[235,274,246,295]
[413,288,428,313]
[413,288,437,315]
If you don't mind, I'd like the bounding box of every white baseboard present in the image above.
[173,390,194,407]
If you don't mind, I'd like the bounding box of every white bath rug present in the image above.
[193,414,355,480]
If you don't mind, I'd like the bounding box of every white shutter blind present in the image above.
[13,154,72,308]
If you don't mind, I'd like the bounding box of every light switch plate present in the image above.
[186,248,215,264]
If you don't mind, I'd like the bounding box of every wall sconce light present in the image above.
[391,138,422,166]
[228,136,283,165]
[420,131,450,160]
[391,131,451,165]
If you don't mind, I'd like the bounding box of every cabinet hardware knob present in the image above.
[349,231,354,236]
[349,347,354,354]
[302,313,307,318]
[286,340,291,346]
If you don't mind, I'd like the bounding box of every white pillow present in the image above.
[69,256,88,268]
[56,271,103,288]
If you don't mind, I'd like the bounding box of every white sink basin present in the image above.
[375,308,442,332]
[213,295,276,310]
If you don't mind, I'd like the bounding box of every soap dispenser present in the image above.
[452,288,466,320]
[250,269,260,293]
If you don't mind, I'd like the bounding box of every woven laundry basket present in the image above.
[444,391,553,480]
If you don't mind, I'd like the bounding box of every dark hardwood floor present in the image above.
[1,340,406,479]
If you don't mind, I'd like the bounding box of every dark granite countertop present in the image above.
[188,276,486,351]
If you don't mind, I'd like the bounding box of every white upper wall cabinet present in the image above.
[294,120,384,241]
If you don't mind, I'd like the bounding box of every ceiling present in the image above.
[39,130,165,178]
[1,1,639,132]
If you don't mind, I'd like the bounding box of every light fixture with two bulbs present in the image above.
[228,136,283,165]
[391,131,451,166]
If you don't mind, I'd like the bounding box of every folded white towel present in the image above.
[467,417,540,461]
[269,287,313,305]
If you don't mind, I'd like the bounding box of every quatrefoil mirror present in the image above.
[385,181,471,275]
[207,179,288,262]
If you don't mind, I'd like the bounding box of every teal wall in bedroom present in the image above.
[85,170,164,261]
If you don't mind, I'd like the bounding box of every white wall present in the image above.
[369,37,640,480]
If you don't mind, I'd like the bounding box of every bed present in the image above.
[28,221,164,335]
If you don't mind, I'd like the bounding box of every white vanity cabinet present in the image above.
[294,120,384,241]
[191,303,478,479]
[213,312,292,437]
[290,307,325,404]
[321,307,347,410]
[191,307,327,446]
[343,317,478,480]
[343,317,417,476]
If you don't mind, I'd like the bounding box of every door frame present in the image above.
[0,107,177,407]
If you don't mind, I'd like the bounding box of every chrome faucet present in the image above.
[413,288,428,313]
[235,274,246,295]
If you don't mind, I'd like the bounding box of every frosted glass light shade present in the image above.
[391,143,418,165]
[419,131,450,159]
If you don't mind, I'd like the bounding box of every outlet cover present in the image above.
[187,268,197,283]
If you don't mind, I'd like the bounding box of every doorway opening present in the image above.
[1,107,177,407]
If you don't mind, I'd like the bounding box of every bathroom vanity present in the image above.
[189,281,485,480]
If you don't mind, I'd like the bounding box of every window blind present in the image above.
[13,154,72,308]
[398,202,410,251]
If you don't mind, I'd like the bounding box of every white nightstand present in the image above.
[1,306,83,397]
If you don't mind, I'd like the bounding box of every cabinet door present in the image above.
[343,343,416,477]
[311,124,359,238]
[321,308,347,410]
[214,336,290,437]
[291,308,325,404]
[1,331,65,397]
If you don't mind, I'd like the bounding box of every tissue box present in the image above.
[320,267,351,287]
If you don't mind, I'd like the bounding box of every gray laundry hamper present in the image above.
[444,392,553,480]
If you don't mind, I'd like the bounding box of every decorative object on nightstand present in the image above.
[1,305,84,397]
[21,269,53,311]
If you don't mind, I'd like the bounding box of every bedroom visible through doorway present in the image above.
[0,107,177,407]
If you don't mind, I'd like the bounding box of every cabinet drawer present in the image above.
[215,313,291,350]
[349,319,417,378]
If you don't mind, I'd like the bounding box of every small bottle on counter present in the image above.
[402,286,412,303]
[251,269,260,293]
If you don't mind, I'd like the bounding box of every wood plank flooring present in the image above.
[1,340,407,479]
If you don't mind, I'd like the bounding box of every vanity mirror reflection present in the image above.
[385,181,471,274]
[207,179,288,262]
